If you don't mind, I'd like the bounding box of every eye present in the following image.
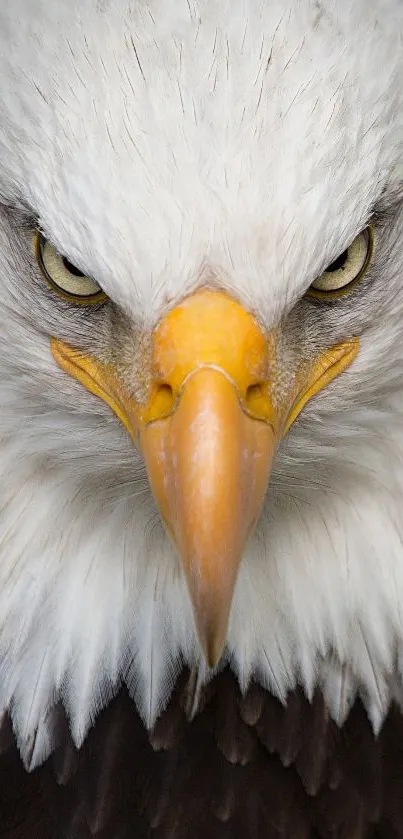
[35,232,107,304]
[307,226,374,299]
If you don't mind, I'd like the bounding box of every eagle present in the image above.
[0,0,403,836]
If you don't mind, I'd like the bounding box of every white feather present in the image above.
[0,0,402,769]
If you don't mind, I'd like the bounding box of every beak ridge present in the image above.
[141,368,276,666]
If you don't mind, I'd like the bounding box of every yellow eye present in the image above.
[35,232,107,304]
[307,226,374,299]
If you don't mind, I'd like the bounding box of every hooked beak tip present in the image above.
[205,646,225,670]
[201,628,227,670]
[193,596,232,669]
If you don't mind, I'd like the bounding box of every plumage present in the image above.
[0,0,403,835]
[2,672,403,838]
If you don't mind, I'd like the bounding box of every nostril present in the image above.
[157,383,174,399]
[246,383,264,403]
[153,382,175,416]
[245,382,269,416]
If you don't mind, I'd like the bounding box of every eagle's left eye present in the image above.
[35,232,107,304]
[307,226,374,299]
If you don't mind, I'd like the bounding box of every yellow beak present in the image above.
[51,289,358,667]
[142,369,275,666]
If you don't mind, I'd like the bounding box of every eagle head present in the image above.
[0,0,402,768]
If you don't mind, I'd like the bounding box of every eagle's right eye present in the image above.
[35,232,107,305]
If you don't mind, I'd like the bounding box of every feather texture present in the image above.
[0,0,402,791]
[1,672,403,838]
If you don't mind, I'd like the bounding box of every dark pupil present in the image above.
[62,257,85,278]
[326,249,348,272]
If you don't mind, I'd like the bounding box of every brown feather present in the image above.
[0,669,402,838]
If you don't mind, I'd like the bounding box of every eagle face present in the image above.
[0,0,403,767]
